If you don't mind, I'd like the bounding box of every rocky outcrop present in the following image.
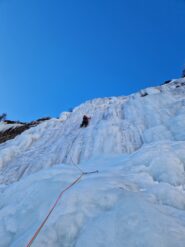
[0,117,51,144]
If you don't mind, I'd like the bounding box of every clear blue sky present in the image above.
[0,0,185,121]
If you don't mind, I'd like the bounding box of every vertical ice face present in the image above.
[0,78,185,183]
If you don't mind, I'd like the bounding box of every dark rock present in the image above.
[0,117,51,144]
[162,80,171,85]
[4,120,26,124]
[140,92,148,97]
[0,125,31,144]
[36,117,51,122]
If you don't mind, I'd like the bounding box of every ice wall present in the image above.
[0,78,185,184]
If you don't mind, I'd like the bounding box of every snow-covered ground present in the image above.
[0,78,185,246]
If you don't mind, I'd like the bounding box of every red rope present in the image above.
[26,173,83,247]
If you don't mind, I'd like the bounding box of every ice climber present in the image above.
[80,115,91,128]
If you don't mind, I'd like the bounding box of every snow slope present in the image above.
[0,78,185,246]
[0,123,23,132]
